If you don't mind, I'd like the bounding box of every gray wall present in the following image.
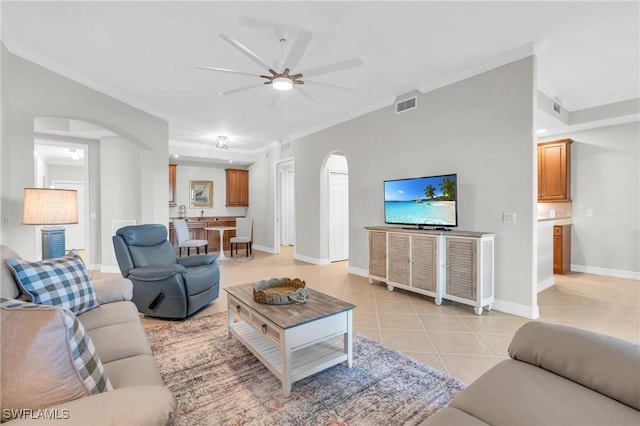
[1,45,169,261]
[250,57,537,317]
[541,122,639,277]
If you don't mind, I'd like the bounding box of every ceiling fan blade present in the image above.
[268,92,281,108]
[196,66,259,78]
[296,87,318,106]
[301,58,363,78]
[219,33,272,71]
[304,80,358,92]
[219,83,265,95]
[282,30,312,71]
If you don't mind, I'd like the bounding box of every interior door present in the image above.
[280,168,296,246]
[329,171,349,262]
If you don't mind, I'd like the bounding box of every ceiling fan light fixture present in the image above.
[272,77,293,91]
[215,135,229,149]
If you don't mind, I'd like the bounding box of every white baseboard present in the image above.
[571,264,640,280]
[348,266,368,277]
[252,245,277,254]
[492,298,539,319]
[100,265,120,274]
[537,276,555,293]
[293,253,330,265]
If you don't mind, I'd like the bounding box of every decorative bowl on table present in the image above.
[253,277,307,305]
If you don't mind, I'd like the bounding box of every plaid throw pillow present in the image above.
[0,298,112,420]
[7,250,99,315]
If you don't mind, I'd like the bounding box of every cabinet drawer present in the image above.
[250,310,282,346]
[228,296,251,323]
[553,226,563,236]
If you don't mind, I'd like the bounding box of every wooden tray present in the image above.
[253,278,307,305]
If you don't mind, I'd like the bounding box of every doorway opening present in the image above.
[33,141,89,261]
[275,158,295,254]
[33,117,116,267]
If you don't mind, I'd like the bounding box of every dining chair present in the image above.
[230,218,253,257]
[173,219,208,256]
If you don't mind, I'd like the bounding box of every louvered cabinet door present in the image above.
[446,237,477,300]
[388,233,410,286]
[411,235,437,292]
[368,231,387,279]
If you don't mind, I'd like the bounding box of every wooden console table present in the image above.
[366,226,495,315]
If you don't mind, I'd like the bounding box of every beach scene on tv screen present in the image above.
[385,175,457,225]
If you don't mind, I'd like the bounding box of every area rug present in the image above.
[146,312,464,426]
[216,254,254,264]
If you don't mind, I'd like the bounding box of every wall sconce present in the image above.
[22,188,78,259]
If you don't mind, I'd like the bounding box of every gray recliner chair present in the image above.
[113,224,220,319]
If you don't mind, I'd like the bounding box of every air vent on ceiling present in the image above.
[395,96,417,114]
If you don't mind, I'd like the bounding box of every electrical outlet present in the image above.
[503,212,517,223]
[586,209,593,217]
[549,209,556,218]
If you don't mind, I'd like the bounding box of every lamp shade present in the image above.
[22,188,78,225]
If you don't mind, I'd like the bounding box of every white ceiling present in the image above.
[3,1,639,159]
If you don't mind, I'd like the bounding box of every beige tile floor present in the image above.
[138,245,640,384]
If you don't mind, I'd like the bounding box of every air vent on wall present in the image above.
[281,141,291,152]
[395,95,418,114]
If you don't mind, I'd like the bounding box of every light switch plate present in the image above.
[503,212,517,223]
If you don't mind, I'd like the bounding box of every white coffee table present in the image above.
[225,283,355,396]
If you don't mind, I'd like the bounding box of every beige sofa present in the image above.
[1,245,176,425]
[424,321,640,425]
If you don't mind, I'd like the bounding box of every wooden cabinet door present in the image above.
[411,235,438,292]
[168,164,177,206]
[553,225,571,274]
[446,237,476,300]
[388,233,410,286]
[538,139,571,202]
[226,169,249,206]
[553,232,562,273]
[368,231,387,279]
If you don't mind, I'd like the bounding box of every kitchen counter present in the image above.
[170,216,241,222]
[538,217,572,225]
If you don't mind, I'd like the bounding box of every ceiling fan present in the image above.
[198,31,363,101]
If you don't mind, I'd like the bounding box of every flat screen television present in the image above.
[384,174,458,229]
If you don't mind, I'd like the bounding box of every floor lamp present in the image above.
[22,188,78,259]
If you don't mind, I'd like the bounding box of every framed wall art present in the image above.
[190,180,213,208]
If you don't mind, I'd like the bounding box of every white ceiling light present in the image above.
[272,77,293,91]
[215,135,229,149]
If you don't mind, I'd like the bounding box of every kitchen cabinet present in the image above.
[226,169,249,206]
[553,225,571,274]
[168,164,177,207]
[538,139,572,202]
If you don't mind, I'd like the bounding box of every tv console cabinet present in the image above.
[365,226,495,315]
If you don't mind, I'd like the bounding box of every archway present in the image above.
[33,117,148,270]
